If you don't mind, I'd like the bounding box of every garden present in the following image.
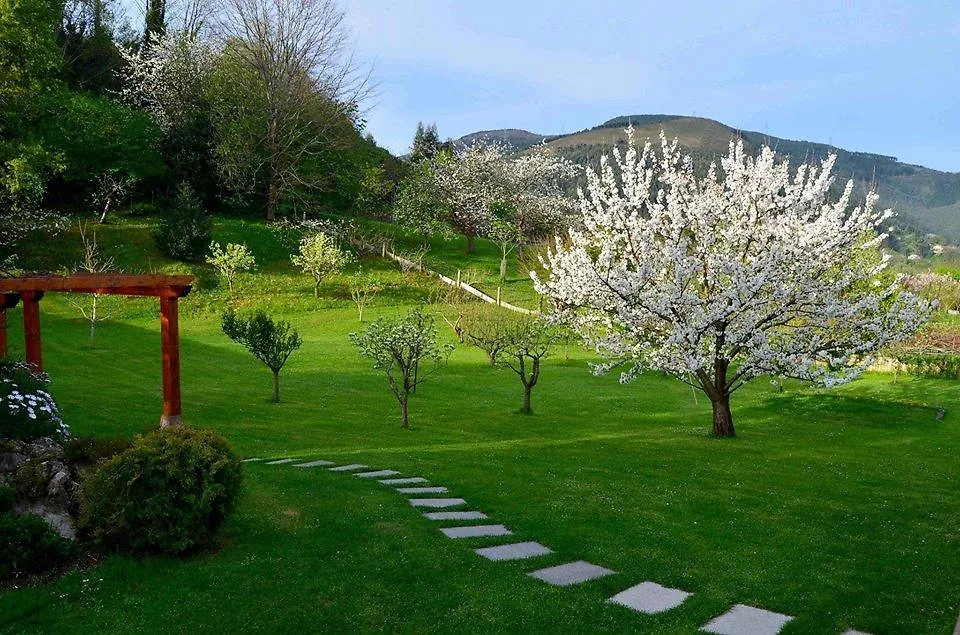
[2,0,959,632]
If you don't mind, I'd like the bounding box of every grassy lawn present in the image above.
[1,295,958,633]
[3,218,958,633]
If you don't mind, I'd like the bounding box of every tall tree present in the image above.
[536,129,929,437]
[143,0,166,41]
[212,0,372,221]
[410,121,441,163]
[0,0,68,258]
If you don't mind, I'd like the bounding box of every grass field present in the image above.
[2,219,959,633]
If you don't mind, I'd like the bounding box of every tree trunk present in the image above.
[466,233,476,254]
[521,383,532,414]
[313,279,320,298]
[400,398,409,429]
[272,370,280,403]
[499,249,508,281]
[266,118,279,222]
[711,394,734,437]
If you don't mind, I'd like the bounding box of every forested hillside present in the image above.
[0,0,402,264]
[460,115,960,246]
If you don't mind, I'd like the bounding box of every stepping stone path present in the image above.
[329,463,368,472]
[841,631,872,635]
[356,469,400,478]
[424,511,488,521]
[529,560,615,587]
[476,541,552,561]
[257,457,827,631]
[609,581,691,614]
[380,477,428,485]
[440,524,512,539]
[409,498,466,508]
[701,604,793,635]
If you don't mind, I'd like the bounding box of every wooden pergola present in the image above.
[0,274,194,427]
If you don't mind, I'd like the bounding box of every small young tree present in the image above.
[221,309,302,402]
[498,319,562,415]
[69,221,116,345]
[536,129,929,437]
[461,303,520,366]
[153,182,212,261]
[207,241,256,291]
[350,307,451,429]
[429,285,472,343]
[349,270,383,322]
[91,172,134,223]
[290,231,354,297]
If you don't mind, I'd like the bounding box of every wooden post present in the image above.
[381,242,386,257]
[159,294,182,427]
[0,294,15,359]
[496,287,502,306]
[21,291,43,372]
[0,307,6,359]
[456,269,461,287]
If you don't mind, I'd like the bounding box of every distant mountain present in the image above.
[457,129,549,151]
[458,116,960,244]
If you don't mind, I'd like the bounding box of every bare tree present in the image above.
[69,221,116,346]
[213,0,374,221]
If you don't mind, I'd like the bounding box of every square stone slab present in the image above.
[440,524,511,539]
[701,604,794,635]
[241,458,264,463]
[529,560,615,587]
[397,486,448,494]
[329,464,368,472]
[475,541,552,561]
[356,469,400,478]
[609,581,691,614]
[408,498,467,508]
[424,511,489,521]
[293,460,334,468]
[265,458,296,465]
[380,477,428,485]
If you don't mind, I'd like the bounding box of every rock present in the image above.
[15,501,76,540]
[0,451,27,472]
[1,437,79,540]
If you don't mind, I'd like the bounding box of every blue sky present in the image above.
[344,0,960,172]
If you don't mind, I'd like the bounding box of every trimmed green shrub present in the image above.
[0,360,68,440]
[0,512,76,579]
[79,426,242,555]
[153,183,212,262]
[62,435,132,466]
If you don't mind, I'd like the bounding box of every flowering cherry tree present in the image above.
[117,31,214,130]
[431,140,504,253]
[428,141,575,264]
[535,129,929,437]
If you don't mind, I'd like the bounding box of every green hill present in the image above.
[459,115,960,244]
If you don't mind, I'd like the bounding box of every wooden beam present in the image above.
[0,274,194,294]
[21,291,43,372]
[159,295,182,428]
[0,307,6,359]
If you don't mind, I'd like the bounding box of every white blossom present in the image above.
[534,128,929,435]
[117,31,215,130]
